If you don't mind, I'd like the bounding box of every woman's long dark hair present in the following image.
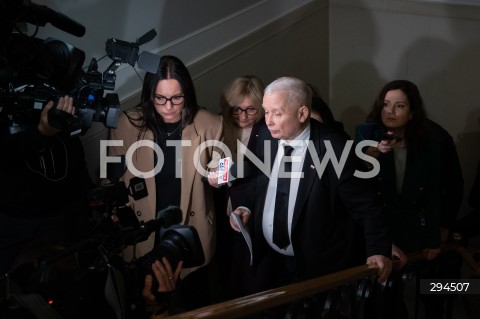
[368,79,431,153]
[127,55,199,143]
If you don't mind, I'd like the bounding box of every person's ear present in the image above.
[298,105,309,123]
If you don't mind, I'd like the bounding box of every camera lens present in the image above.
[154,232,187,269]
[144,225,205,270]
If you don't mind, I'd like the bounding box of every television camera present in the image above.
[0,0,157,136]
[88,158,205,272]
[1,178,205,319]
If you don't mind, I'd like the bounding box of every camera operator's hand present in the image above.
[143,257,183,317]
[38,95,75,136]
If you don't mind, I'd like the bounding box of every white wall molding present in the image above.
[152,0,315,66]
[115,0,317,101]
[332,0,480,20]
[189,0,326,80]
[121,0,327,110]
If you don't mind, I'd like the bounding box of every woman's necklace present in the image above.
[166,122,182,137]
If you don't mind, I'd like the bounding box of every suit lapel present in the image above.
[291,130,318,231]
[254,132,278,221]
[180,123,200,222]
[270,138,279,170]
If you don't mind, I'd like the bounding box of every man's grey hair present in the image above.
[264,77,312,110]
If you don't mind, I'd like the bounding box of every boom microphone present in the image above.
[137,29,157,45]
[24,2,86,37]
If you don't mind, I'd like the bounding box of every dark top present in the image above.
[155,121,182,213]
[354,122,442,252]
[454,159,480,241]
[226,120,263,209]
[428,120,464,230]
[0,110,93,273]
[469,160,480,210]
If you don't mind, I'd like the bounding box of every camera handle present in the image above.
[103,61,121,91]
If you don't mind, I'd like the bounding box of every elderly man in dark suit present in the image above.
[230,77,392,294]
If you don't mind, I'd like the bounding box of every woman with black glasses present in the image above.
[109,55,223,316]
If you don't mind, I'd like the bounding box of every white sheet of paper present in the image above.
[231,213,253,266]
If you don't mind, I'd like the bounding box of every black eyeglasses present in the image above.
[230,107,258,116]
[153,95,185,105]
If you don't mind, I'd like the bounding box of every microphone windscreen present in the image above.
[138,206,182,241]
[156,205,183,228]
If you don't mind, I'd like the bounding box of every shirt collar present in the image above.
[279,124,311,149]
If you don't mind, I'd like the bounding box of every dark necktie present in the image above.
[273,145,294,249]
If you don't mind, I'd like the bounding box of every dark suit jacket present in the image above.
[242,120,391,280]
[428,120,463,230]
[226,120,264,209]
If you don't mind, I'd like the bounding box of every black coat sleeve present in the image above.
[322,126,392,258]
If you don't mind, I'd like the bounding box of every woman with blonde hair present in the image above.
[215,75,266,300]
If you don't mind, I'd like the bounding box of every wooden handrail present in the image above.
[168,264,378,319]
[448,244,480,276]
[407,243,479,275]
[167,243,480,319]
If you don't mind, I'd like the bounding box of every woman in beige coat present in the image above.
[109,55,223,315]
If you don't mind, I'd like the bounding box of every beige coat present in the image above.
[109,108,223,278]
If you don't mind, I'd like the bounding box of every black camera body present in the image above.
[1,80,122,137]
[0,1,156,136]
[106,38,139,67]
[0,32,123,135]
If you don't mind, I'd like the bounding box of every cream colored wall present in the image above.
[80,0,328,183]
[80,0,479,218]
[329,0,480,216]
[117,1,329,112]
[191,2,329,114]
